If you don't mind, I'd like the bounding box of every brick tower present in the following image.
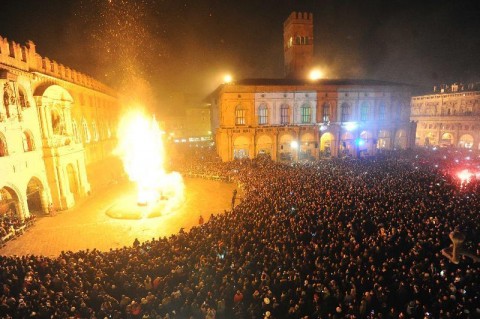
[283,12,314,79]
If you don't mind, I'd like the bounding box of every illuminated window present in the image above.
[280,104,290,124]
[360,103,369,121]
[258,104,268,125]
[0,133,8,157]
[235,105,246,125]
[301,104,311,123]
[322,103,330,122]
[341,103,351,122]
[288,37,293,48]
[22,131,35,152]
[379,102,386,120]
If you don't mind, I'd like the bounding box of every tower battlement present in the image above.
[284,11,313,27]
[0,35,114,95]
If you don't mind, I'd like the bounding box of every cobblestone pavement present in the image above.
[0,178,236,257]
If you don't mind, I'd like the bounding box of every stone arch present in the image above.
[278,133,295,161]
[299,132,315,159]
[26,176,49,216]
[341,131,354,155]
[440,132,453,147]
[377,130,391,149]
[320,132,335,156]
[458,134,474,149]
[22,129,36,152]
[424,131,435,146]
[0,185,23,219]
[359,130,374,154]
[395,129,407,149]
[256,134,273,156]
[233,135,250,159]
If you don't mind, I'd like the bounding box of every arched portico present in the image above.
[458,134,474,149]
[0,185,23,220]
[320,132,335,157]
[26,177,49,216]
[233,135,250,159]
[256,134,273,156]
[278,133,295,161]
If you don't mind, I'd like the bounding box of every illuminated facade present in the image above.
[0,36,119,219]
[209,12,416,162]
[209,79,415,162]
[411,83,480,149]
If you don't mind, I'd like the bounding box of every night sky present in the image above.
[1,0,479,112]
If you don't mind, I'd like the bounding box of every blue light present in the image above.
[355,138,365,146]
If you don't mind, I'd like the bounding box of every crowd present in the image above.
[0,210,35,246]
[0,148,479,319]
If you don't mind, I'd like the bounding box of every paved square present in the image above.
[1,178,236,257]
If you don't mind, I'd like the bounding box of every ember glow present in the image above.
[115,109,184,210]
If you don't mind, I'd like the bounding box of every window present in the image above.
[280,104,290,124]
[301,104,311,123]
[51,109,65,135]
[296,36,301,45]
[322,103,330,122]
[379,102,386,120]
[82,120,91,143]
[258,104,268,125]
[341,103,351,122]
[72,120,80,143]
[235,105,246,125]
[92,121,99,141]
[0,134,8,157]
[360,103,369,121]
[18,88,28,109]
[22,131,35,152]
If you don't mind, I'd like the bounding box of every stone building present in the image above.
[0,36,119,220]
[411,83,480,149]
[208,12,416,162]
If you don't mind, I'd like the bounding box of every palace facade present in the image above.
[208,12,416,162]
[0,36,120,220]
[411,83,480,149]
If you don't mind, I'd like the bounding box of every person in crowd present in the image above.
[0,147,478,319]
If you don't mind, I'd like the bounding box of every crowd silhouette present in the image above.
[0,147,479,319]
